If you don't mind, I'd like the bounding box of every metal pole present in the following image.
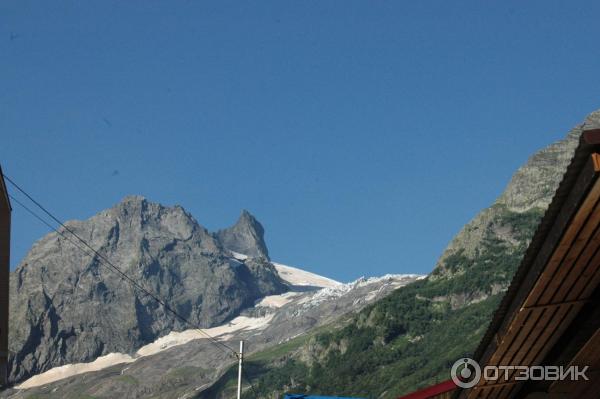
[0,168,11,388]
[237,340,244,399]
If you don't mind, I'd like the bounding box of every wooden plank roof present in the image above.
[458,128,600,398]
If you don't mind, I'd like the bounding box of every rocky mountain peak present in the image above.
[433,109,598,278]
[119,194,147,203]
[7,199,284,383]
[496,118,585,213]
[239,208,256,222]
[216,210,270,260]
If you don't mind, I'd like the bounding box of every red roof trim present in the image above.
[396,379,457,399]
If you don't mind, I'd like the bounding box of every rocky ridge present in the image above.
[434,110,600,278]
[7,198,285,383]
[2,265,421,398]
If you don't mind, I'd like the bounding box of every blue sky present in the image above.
[1,1,600,281]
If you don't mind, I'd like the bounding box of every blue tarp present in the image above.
[284,395,367,399]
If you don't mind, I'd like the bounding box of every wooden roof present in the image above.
[457,128,600,398]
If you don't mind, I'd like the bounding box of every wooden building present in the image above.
[457,128,600,398]
[398,127,600,399]
[0,167,10,388]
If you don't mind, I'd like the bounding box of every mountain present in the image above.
[3,266,421,398]
[197,110,600,398]
[3,195,421,398]
[5,110,599,399]
[216,210,270,260]
[7,197,286,383]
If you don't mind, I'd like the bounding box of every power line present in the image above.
[9,193,168,303]
[8,194,98,262]
[3,174,239,358]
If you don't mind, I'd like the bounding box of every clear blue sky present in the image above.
[2,1,600,282]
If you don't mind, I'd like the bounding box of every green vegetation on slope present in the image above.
[201,206,544,399]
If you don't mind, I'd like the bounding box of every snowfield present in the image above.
[15,259,423,390]
[136,314,274,357]
[296,274,424,307]
[255,291,301,308]
[17,314,274,389]
[272,262,341,288]
[230,251,249,261]
[16,353,136,389]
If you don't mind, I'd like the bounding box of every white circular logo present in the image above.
[451,358,481,388]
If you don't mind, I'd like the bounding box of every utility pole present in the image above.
[0,167,11,389]
[237,340,244,399]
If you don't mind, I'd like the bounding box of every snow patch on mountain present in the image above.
[16,314,274,389]
[297,274,424,308]
[17,353,136,389]
[230,251,249,261]
[137,315,274,357]
[272,262,342,288]
[15,262,421,391]
[255,291,301,308]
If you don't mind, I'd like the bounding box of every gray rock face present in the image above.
[216,210,269,260]
[494,108,600,212]
[0,275,421,399]
[434,110,599,277]
[7,197,285,383]
[497,131,580,212]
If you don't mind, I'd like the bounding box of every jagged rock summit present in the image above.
[498,109,600,212]
[216,209,270,260]
[8,197,285,383]
[435,109,600,277]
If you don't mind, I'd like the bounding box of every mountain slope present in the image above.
[204,110,600,398]
[6,110,599,398]
[2,266,421,398]
[7,197,285,383]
